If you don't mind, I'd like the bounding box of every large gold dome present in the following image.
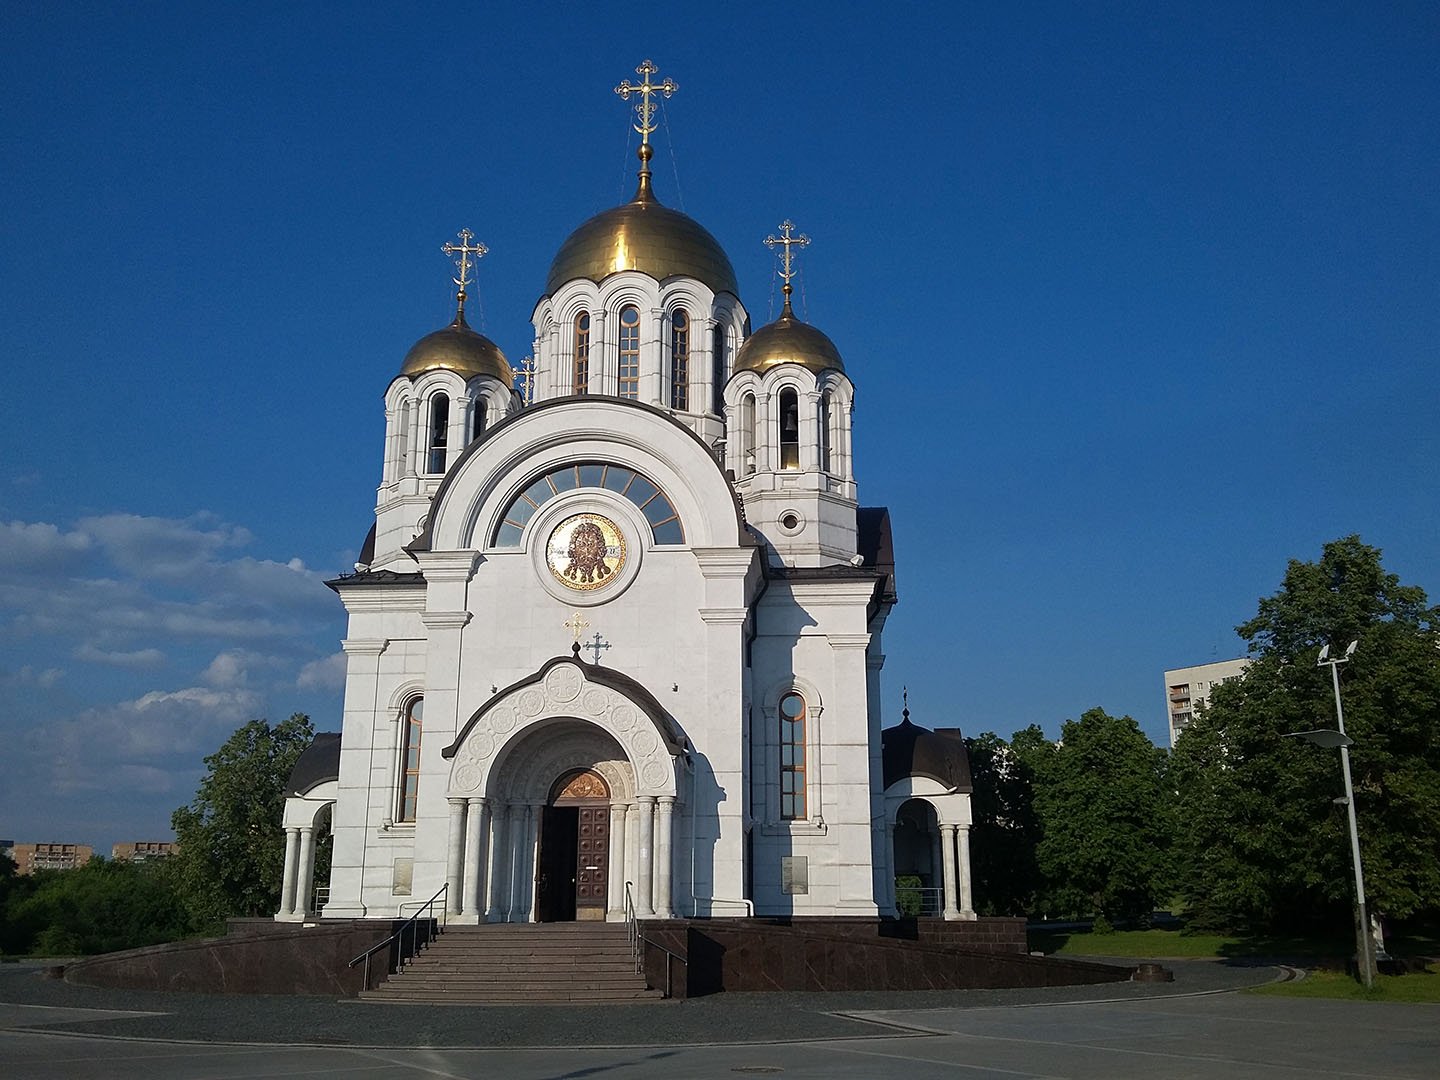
[399,312,512,383]
[733,302,845,375]
[545,177,738,297]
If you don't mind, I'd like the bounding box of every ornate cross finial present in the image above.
[902,686,910,723]
[564,611,590,644]
[764,220,810,311]
[515,354,537,405]
[615,59,677,182]
[585,632,612,664]
[441,228,488,320]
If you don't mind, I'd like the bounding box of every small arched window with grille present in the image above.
[819,391,833,472]
[398,697,423,822]
[573,313,591,394]
[711,324,727,415]
[426,394,449,474]
[670,309,690,411]
[618,304,641,399]
[778,387,800,470]
[779,690,806,820]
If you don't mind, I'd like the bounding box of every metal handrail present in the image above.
[346,882,448,989]
[624,880,688,998]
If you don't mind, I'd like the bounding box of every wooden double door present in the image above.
[536,770,610,922]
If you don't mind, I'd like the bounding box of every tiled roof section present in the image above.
[325,568,426,592]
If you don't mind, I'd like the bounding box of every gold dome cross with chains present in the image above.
[615,59,677,148]
[441,228,488,312]
[764,220,810,288]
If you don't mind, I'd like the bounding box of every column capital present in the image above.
[422,610,473,631]
[341,638,389,656]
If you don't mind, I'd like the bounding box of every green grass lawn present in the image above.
[1030,926,1438,961]
[1249,967,1440,1003]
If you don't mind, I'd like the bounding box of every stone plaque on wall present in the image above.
[781,855,809,895]
[392,857,413,896]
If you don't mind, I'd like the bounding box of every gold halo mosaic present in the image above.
[546,513,627,591]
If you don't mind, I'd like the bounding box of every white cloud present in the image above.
[74,643,166,668]
[297,651,347,692]
[0,519,93,566]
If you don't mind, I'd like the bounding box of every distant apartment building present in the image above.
[11,842,95,874]
[1164,657,1250,747]
[112,840,177,862]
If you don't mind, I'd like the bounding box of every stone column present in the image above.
[462,797,488,918]
[278,827,300,918]
[507,805,527,922]
[485,803,509,922]
[635,796,657,918]
[654,797,675,918]
[930,830,944,909]
[445,798,466,915]
[957,824,975,919]
[295,826,317,918]
[940,823,960,920]
[606,802,628,920]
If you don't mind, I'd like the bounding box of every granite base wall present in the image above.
[62,918,406,997]
[640,917,1131,998]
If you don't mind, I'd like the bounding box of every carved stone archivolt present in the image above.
[554,769,609,801]
[447,661,677,799]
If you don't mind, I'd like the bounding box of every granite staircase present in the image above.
[358,922,663,1004]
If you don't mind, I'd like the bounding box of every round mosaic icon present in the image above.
[546,513,627,591]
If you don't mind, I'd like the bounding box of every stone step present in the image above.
[358,987,663,1004]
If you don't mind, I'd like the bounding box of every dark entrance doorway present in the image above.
[536,770,610,922]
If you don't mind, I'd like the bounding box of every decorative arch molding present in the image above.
[442,655,685,799]
[408,397,748,555]
[882,779,973,828]
[282,780,337,829]
[760,673,825,716]
[496,723,635,805]
[386,680,425,714]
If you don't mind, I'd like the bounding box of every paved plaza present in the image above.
[1,960,1436,1078]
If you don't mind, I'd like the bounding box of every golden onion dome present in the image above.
[545,174,738,297]
[398,310,512,383]
[733,298,845,375]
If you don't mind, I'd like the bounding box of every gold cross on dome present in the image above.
[764,220,810,291]
[441,228,488,309]
[515,354,536,404]
[615,59,677,148]
[564,610,590,643]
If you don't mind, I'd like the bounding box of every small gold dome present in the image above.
[399,312,512,383]
[733,302,845,375]
[545,177,738,297]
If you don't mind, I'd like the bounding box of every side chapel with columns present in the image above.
[276,60,975,926]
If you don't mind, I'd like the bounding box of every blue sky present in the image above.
[2,2,1436,851]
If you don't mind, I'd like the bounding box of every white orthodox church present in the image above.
[275,62,975,928]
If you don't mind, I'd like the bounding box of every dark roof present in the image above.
[286,733,342,796]
[357,522,376,568]
[857,507,897,603]
[443,653,688,760]
[326,568,426,592]
[881,718,972,792]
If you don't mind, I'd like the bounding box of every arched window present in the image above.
[819,391,832,472]
[573,312,591,394]
[711,323,727,415]
[670,309,690,411]
[779,690,806,820]
[740,392,756,476]
[426,394,449,475]
[472,397,487,443]
[778,387,800,470]
[618,304,641,399]
[398,697,423,822]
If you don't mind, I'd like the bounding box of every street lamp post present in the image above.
[1286,640,1375,989]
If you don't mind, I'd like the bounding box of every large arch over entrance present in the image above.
[441,656,685,922]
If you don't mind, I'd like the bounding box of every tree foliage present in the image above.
[1030,708,1172,921]
[169,713,316,928]
[1,859,192,956]
[965,730,1043,915]
[1173,536,1440,933]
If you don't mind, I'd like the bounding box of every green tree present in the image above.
[966,730,1043,915]
[5,859,192,955]
[1173,536,1440,933]
[1030,709,1172,922]
[170,713,316,929]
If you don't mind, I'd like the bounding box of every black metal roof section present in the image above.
[357,522,377,568]
[286,732,342,796]
[881,716,972,792]
[857,506,897,601]
[325,568,426,592]
[442,653,688,760]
